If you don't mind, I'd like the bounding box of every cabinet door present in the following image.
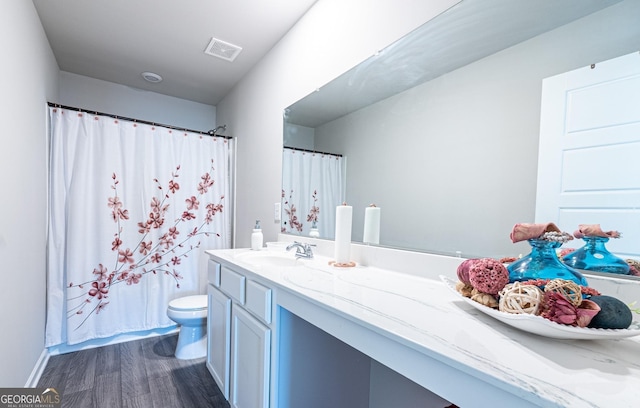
[207,284,232,399]
[230,306,271,408]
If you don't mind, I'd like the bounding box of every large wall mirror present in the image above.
[282,0,640,277]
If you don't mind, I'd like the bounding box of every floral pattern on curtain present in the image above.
[46,107,232,346]
[281,148,344,239]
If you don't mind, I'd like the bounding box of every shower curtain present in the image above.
[45,107,232,346]
[281,148,344,239]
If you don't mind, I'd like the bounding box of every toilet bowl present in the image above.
[167,295,208,359]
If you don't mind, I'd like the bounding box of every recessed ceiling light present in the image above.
[141,71,163,83]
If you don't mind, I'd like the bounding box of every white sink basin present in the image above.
[234,250,304,268]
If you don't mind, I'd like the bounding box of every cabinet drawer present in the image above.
[220,266,245,304]
[245,280,272,324]
[208,259,221,287]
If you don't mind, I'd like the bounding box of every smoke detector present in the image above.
[204,37,243,62]
[141,72,163,83]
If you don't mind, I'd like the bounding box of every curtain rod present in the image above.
[284,146,342,158]
[47,102,232,139]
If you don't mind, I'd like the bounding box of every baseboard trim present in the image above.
[24,349,50,388]
[47,325,179,356]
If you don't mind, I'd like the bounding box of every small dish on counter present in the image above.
[440,275,640,340]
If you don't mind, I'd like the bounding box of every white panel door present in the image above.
[207,284,232,399]
[536,52,640,258]
[230,305,271,408]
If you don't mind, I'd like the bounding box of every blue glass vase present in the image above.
[562,236,630,275]
[508,239,588,286]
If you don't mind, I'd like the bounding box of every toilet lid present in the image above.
[168,295,207,311]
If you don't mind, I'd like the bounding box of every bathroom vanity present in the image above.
[205,237,640,408]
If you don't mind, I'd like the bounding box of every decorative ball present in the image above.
[544,279,582,306]
[587,295,633,329]
[468,258,509,295]
[456,259,478,285]
[471,290,499,309]
[499,282,543,315]
[455,281,474,298]
[626,259,640,276]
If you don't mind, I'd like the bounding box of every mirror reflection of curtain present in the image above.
[46,106,232,346]
[281,148,344,239]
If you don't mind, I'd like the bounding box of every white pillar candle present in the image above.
[334,203,352,263]
[363,205,380,245]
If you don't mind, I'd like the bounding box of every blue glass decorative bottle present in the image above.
[508,239,588,286]
[562,236,630,275]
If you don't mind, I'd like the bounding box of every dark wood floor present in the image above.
[37,334,230,408]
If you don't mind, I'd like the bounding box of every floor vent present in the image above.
[204,37,243,62]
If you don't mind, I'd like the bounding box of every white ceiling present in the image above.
[32,0,319,106]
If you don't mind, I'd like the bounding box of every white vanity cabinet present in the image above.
[204,247,640,408]
[206,257,272,408]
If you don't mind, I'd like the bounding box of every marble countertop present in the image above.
[206,247,640,407]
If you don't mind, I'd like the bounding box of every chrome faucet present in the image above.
[286,241,314,259]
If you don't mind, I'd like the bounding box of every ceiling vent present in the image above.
[204,37,243,62]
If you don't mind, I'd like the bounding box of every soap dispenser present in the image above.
[251,220,263,250]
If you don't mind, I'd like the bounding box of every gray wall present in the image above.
[0,0,59,387]
[283,123,314,151]
[315,0,640,258]
[59,71,216,131]
[216,0,461,248]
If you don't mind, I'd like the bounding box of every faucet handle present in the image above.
[286,241,314,258]
[286,241,306,253]
[292,241,314,248]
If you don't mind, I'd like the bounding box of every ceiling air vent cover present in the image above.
[204,37,243,62]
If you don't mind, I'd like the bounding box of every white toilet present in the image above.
[167,295,208,359]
